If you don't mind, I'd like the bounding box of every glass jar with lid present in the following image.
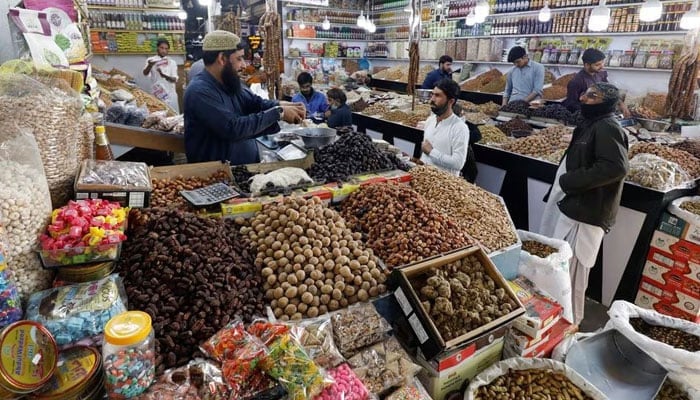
[608,50,623,67]
[568,48,580,64]
[633,50,648,68]
[619,50,635,68]
[558,49,570,64]
[541,48,551,64]
[659,50,674,69]
[533,48,543,63]
[103,311,155,399]
[549,48,560,64]
[645,50,661,69]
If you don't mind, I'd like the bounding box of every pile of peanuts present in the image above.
[410,166,518,252]
[341,183,474,268]
[522,240,558,258]
[478,125,510,145]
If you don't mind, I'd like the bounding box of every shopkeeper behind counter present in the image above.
[503,46,544,105]
[184,30,305,165]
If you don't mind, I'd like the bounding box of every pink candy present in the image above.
[314,364,369,400]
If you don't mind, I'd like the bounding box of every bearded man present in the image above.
[420,78,470,176]
[184,30,305,165]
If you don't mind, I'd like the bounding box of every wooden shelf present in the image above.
[91,29,185,33]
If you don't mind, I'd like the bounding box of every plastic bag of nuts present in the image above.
[465,358,607,400]
[604,301,700,377]
[135,358,231,400]
[347,336,422,396]
[0,126,53,301]
[668,196,700,228]
[626,154,692,191]
[288,315,345,369]
[331,302,391,358]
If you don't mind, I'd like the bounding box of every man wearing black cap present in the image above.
[184,30,305,165]
[503,46,544,105]
[563,48,630,117]
[540,82,629,325]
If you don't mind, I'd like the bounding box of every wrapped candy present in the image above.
[314,363,369,400]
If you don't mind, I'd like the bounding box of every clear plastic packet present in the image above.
[134,358,230,400]
[261,333,334,400]
[0,234,21,329]
[288,315,345,369]
[347,337,422,396]
[124,103,148,127]
[76,159,152,190]
[331,302,392,358]
[25,273,128,345]
[199,319,280,399]
[105,103,128,124]
[142,110,169,129]
[314,363,369,400]
[627,153,693,191]
[247,319,291,346]
[386,379,432,400]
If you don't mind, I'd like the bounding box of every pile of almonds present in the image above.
[410,166,518,252]
[341,183,474,268]
[242,196,387,320]
[629,142,700,179]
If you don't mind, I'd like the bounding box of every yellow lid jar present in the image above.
[102,311,155,399]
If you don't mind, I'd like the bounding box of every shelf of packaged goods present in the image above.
[85,5,182,10]
[91,29,185,33]
[433,31,683,38]
[285,55,365,59]
[483,0,654,17]
[283,2,410,12]
[287,36,389,41]
[461,60,674,72]
[93,51,186,55]
[285,20,363,27]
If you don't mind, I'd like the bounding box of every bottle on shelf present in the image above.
[94,125,114,161]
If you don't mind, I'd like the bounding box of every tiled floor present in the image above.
[579,297,610,333]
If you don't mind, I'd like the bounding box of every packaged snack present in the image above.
[247,320,291,346]
[386,379,432,400]
[347,337,422,396]
[25,274,127,345]
[135,358,230,400]
[314,363,369,400]
[331,302,391,357]
[289,315,345,369]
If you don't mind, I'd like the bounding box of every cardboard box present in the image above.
[635,287,665,311]
[525,318,577,359]
[74,160,152,208]
[658,211,687,238]
[376,169,412,185]
[419,323,509,372]
[150,161,234,182]
[649,230,680,255]
[508,276,563,339]
[636,277,700,322]
[389,247,525,360]
[324,182,361,204]
[669,239,700,263]
[220,194,284,219]
[503,326,551,357]
[489,241,521,280]
[642,259,672,288]
[417,338,504,400]
[647,246,677,270]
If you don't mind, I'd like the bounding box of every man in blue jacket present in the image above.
[421,55,453,89]
[292,72,328,117]
[184,30,305,165]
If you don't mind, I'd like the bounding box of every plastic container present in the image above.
[30,346,103,400]
[55,261,115,284]
[620,50,635,68]
[659,50,674,69]
[38,241,122,268]
[645,51,660,69]
[103,311,155,399]
[0,321,58,396]
[608,50,623,67]
[633,50,647,68]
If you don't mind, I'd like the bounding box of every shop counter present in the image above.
[352,112,424,158]
[370,79,503,104]
[105,123,185,154]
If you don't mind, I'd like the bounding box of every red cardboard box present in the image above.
[508,276,563,339]
[642,260,672,288]
[503,326,551,357]
[647,246,677,270]
[636,277,700,322]
[525,318,577,358]
[669,239,700,263]
[376,169,412,185]
[649,230,680,254]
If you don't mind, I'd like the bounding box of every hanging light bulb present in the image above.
[299,20,306,29]
[367,18,377,33]
[680,1,700,30]
[465,9,477,26]
[588,0,610,31]
[538,1,551,22]
[475,0,489,20]
[639,0,662,22]
[178,10,188,19]
[357,10,367,28]
[322,16,331,30]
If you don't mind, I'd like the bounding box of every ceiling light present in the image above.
[588,0,610,32]
[680,5,700,29]
[538,2,551,22]
[178,10,187,19]
[475,0,489,20]
[322,16,331,30]
[639,0,662,22]
[357,10,367,28]
[367,19,376,33]
[465,9,476,26]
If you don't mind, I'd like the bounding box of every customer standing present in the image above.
[540,82,629,325]
[503,46,544,105]
[421,55,453,89]
[324,88,353,128]
[292,72,328,117]
[183,30,305,165]
[421,78,470,176]
[563,48,631,117]
[143,38,180,113]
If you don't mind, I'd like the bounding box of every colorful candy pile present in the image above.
[315,363,369,400]
[39,199,128,266]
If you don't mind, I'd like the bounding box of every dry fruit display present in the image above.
[478,125,509,145]
[496,118,533,136]
[655,380,692,400]
[629,142,700,179]
[411,254,518,341]
[631,105,662,120]
[542,85,568,100]
[463,112,493,125]
[521,240,558,258]
[551,73,575,87]
[502,135,557,158]
[629,318,700,352]
[341,183,474,268]
[680,200,700,216]
[499,101,531,117]
[150,170,232,209]
[480,75,507,94]
[473,368,595,400]
[670,139,700,159]
[410,166,518,252]
[460,69,503,92]
[242,196,387,320]
[331,302,391,358]
[627,154,692,191]
[477,101,502,116]
[347,337,421,395]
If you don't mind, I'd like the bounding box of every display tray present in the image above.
[565,329,668,400]
[497,111,528,119]
[529,116,564,125]
[38,242,122,268]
